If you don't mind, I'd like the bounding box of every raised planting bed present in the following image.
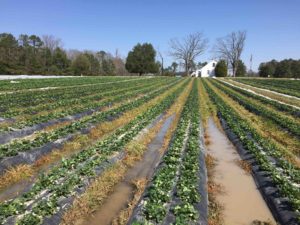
[0,78,188,225]
[232,78,300,98]
[0,78,176,139]
[209,79,300,137]
[216,79,300,118]
[129,81,208,225]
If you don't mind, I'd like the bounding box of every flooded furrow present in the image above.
[0,178,33,202]
[80,115,175,225]
[205,118,276,225]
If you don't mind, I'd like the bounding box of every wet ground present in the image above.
[205,118,276,225]
[0,178,33,202]
[81,115,175,225]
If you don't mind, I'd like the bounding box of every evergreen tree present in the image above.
[236,60,247,77]
[72,54,90,75]
[215,60,228,77]
[125,43,159,75]
[0,33,18,74]
[52,47,69,73]
[274,60,292,78]
[258,62,276,77]
[171,62,178,73]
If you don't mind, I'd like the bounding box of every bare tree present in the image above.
[157,47,164,75]
[113,49,129,76]
[66,49,81,61]
[42,35,63,52]
[169,32,208,76]
[214,31,246,77]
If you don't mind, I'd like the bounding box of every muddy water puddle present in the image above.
[0,178,34,202]
[206,118,276,225]
[81,115,174,225]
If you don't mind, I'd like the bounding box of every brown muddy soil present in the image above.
[205,118,276,225]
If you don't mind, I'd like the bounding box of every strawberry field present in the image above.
[0,76,299,225]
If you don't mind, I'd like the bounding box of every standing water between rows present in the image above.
[80,115,175,225]
[205,118,276,225]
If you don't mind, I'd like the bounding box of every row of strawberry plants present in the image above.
[0,78,189,225]
[1,77,164,118]
[172,81,202,224]
[0,78,173,131]
[142,94,191,223]
[0,76,141,91]
[202,79,300,211]
[19,78,168,115]
[217,79,300,118]
[0,77,167,117]
[209,79,300,137]
[0,79,185,160]
[233,78,300,98]
[205,79,300,181]
[132,80,203,224]
[0,83,140,131]
[0,78,137,112]
[207,79,300,183]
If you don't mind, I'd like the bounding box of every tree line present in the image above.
[258,59,300,78]
[0,33,128,76]
[0,31,249,77]
[1,32,298,77]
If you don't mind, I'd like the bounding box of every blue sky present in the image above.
[1,0,300,71]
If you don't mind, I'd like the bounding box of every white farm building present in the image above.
[191,60,218,77]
